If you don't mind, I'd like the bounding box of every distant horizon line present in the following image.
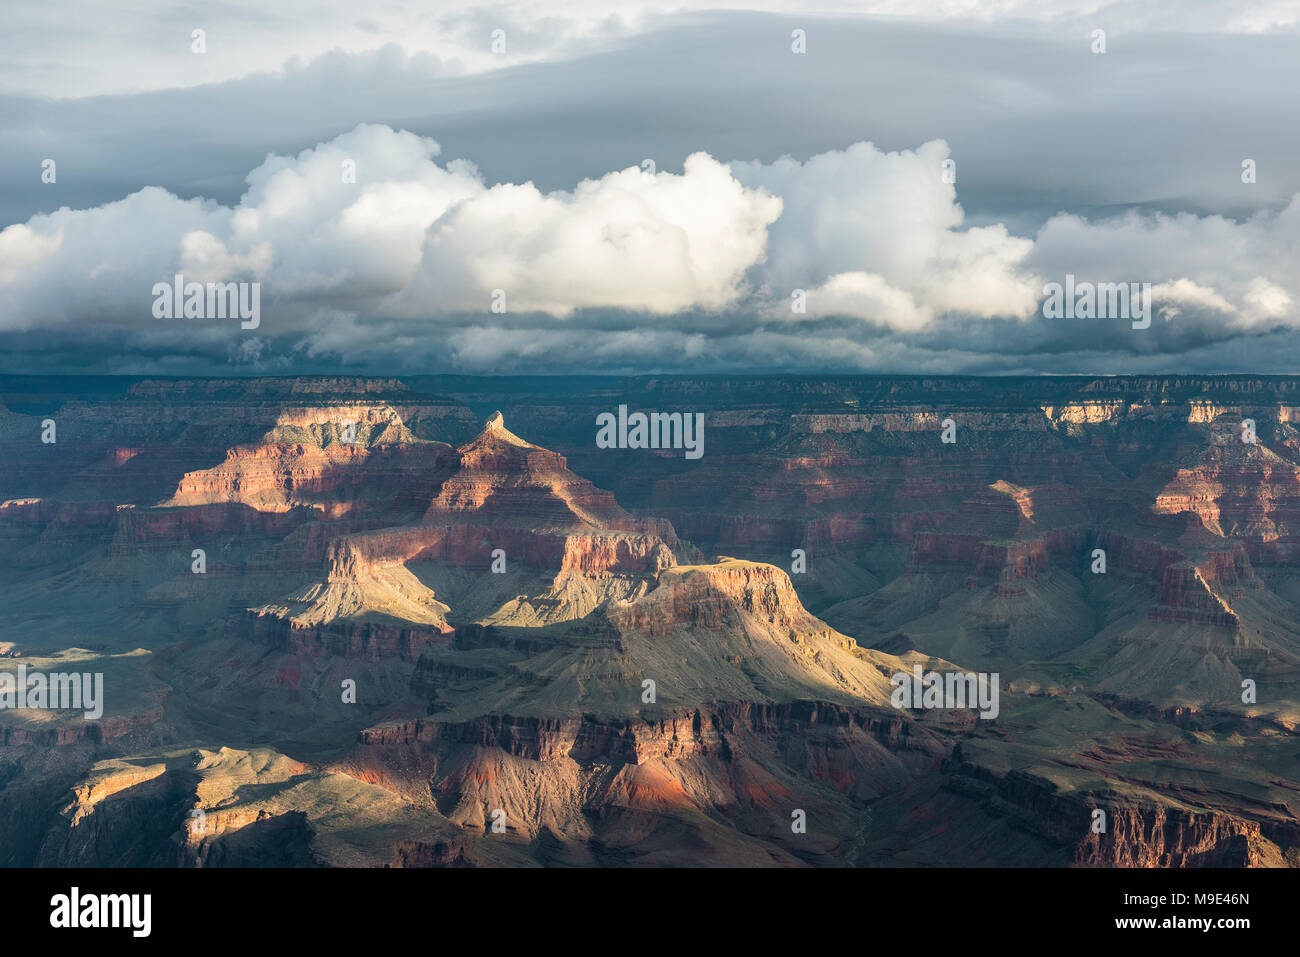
[3,371,1300,381]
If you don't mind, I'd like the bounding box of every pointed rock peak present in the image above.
[464,409,532,449]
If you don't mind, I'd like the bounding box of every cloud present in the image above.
[1029,199,1300,332]
[0,125,489,329]
[1150,278,1236,321]
[0,224,62,284]
[6,18,1300,238]
[0,128,1034,331]
[396,152,782,315]
[790,273,933,331]
[2,122,1300,374]
[6,1,1297,99]
[0,187,229,328]
[0,124,785,328]
[734,140,1039,328]
[226,124,484,298]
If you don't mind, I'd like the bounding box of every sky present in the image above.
[2,0,1299,376]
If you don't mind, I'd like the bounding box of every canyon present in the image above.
[0,374,1298,867]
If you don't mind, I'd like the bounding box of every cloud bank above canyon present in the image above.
[2,1,1298,375]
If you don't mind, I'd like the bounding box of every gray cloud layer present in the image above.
[2,8,1298,375]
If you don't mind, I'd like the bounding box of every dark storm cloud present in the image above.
[4,15,1299,225]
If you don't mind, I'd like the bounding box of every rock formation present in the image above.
[3,374,1299,868]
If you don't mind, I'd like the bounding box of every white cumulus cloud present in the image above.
[4,122,1300,369]
[397,152,782,316]
[734,140,1041,329]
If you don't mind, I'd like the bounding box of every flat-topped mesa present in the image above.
[162,403,461,514]
[487,556,903,711]
[908,529,1085,579]
[1147,553,1248,630]
[612,558,831,636]
[317,523,674,580]
[399,555,909,720]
